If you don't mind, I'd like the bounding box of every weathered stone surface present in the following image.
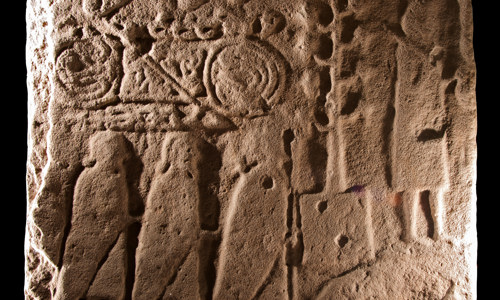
[26,0,477,299]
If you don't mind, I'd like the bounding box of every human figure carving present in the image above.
[394,0,459,241]
[214,121,288,299]
[55,132,131,300]
[133,132,204,299]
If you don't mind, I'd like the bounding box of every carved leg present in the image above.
[429,189,444,240]
[401,190,418,243]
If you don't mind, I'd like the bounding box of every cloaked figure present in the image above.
[213,120,289,299]
[393,0,459,242]
[55,132,131,300]
[133,132,204,299]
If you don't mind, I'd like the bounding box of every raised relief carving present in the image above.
[133,133,204,299]
[83,0,131,17]
[55,32,123,109]
[55,132,132,300]
[206,40,287,117]
[27,0,477,299]
[393,0,455,242]
[101,103,235,132]
[214,121,288,299]
[159,47,207,97]
[249,9,286,39]
[119,4,228,106]
[172,5,225,41]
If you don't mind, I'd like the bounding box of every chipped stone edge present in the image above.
[25,0,57,298]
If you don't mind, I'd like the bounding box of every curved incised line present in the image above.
[143,55,199,105]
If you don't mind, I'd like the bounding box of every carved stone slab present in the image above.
[26,0,477,299]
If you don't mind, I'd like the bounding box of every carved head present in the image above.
[87,132,131,165]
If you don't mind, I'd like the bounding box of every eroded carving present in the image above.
[133,133,204,299]
[55,132,132,300]
[83,0,131,17]
[55,32,123,109]
[26,0,477,299]
[206,40,287,117]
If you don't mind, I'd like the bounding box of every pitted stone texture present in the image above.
[26,0,477,299]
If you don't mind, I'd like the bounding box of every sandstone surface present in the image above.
[26,0,477,299]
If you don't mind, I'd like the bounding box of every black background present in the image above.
[10,0,491,297]
[471,0,492,297]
